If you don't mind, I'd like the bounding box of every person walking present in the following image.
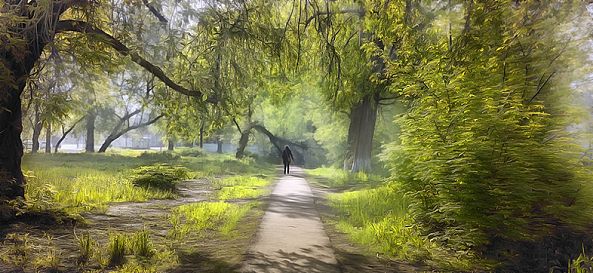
[282,145,295,175]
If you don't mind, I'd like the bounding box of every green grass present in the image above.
[328,184,435,261]
[73,230,178,272]
[317,167,474,270]
[213,176,270,200]
[306,167,382,188]
[169,201,254,238]
[22,152,273,214]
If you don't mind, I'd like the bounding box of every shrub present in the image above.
[107,232,127,266]
[131,164,189,191]
[136,152,179,162]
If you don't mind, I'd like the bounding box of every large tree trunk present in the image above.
[0,85,26,200]
[0,43,44,201]
[85,110,96,153]
[168,138,175,151]
[347,95,378,173]
[31,105,43,154]
[45,123,52,154]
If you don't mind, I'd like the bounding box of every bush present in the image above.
[136,152,179,162]
[131,164,189,191]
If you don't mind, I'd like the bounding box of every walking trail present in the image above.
[241,166,340,273]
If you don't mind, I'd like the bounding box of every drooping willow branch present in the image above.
[55,20,217,104]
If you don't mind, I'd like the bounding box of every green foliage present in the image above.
[329,185,429,261]
[136,152,180,162]
[376,0,593,266]
[131,164,190,191]
[77,232,95,265]
[569,247,593,273]
[22,153,273,214]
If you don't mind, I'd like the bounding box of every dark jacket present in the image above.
[282,147,294,164]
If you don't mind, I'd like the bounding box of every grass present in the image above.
[213,176,271,200]
[74,230,178,272]
[315,167,473,270]
[306,167,382,189]
[328,184,434,261]
[169,201,254,238]
[22,152,273,214]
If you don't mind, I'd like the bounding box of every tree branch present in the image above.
[54,20,217,104]
[528,71,556,104]
[141,0,168,24]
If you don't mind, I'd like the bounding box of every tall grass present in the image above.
[328,182,473,269]
[170,202,253,238]
[328,184,433,260]
[25,170,175,214]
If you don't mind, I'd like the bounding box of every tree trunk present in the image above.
[347,95,378,173]
[98,136,117,153]
[98,114,163,153]
[85,110,96,153]
[217,136,223,153]
[168,138,174,151]
[55,117,84,153]
[199,123,204,148]
[45,122,52,154]
[236,131,250,158]
[31,105,43,154]
[0,77,27,200]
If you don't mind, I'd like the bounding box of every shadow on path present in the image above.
[241,166,340,273]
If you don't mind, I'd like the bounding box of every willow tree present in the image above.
[0,0,215,201]
[273,0,406,172]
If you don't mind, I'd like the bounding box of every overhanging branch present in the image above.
[55,20,217,104]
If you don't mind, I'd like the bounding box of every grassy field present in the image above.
[1,149,275,272]
[22,149,272,214]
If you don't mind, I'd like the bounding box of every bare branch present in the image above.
[141,0,168,24]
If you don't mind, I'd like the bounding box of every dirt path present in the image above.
[241,167,340,273]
